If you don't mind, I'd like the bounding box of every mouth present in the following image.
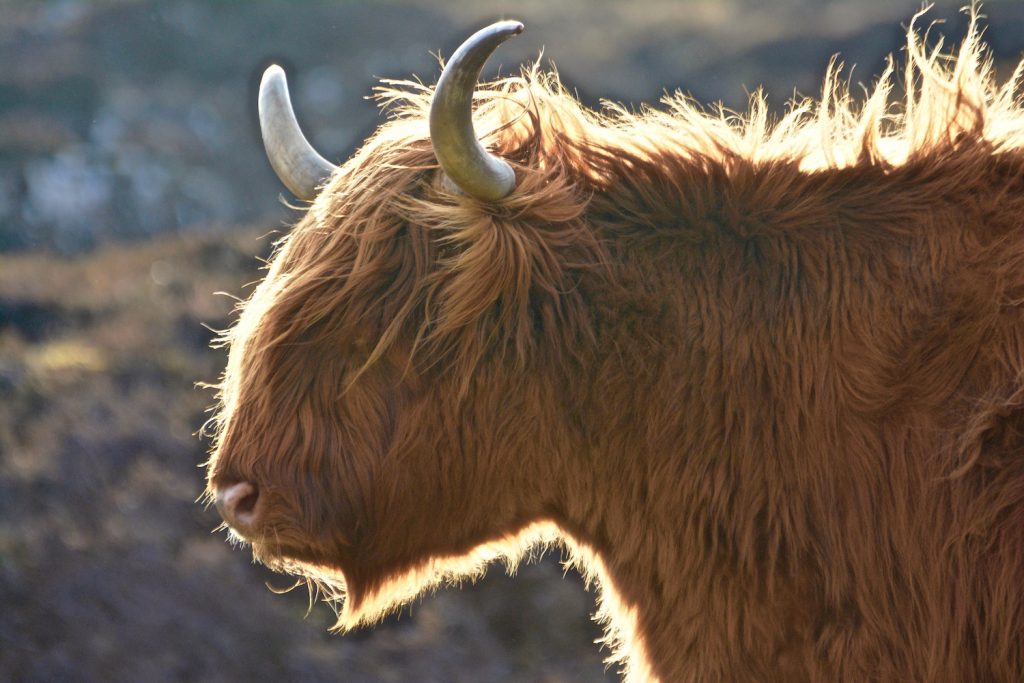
[208,475,358,584]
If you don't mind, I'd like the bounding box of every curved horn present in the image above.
[430,21,523,201]
[258,65,337,200]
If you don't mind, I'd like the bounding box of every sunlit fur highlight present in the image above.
[206,9,1024,682]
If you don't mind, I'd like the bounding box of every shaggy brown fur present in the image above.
[205,9,1024,681]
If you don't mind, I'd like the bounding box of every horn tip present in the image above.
[262,64,286,82]
[493,20,524,38]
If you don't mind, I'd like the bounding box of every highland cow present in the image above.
[205,11,1024,682]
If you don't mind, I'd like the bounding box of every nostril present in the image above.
[215,481,261,532]
[234,485,259,516]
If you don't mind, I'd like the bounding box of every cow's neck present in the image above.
[552,444,816,683]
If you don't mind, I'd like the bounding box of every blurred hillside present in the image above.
[4,1,1024,682]
[4,0,1024,252]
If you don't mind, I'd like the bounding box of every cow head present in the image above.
[204,22,602,626]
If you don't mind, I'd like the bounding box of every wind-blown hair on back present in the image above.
[244,6,1024,386]
[207,7,1024,681]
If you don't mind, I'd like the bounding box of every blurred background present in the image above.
[1,1,1022,681]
